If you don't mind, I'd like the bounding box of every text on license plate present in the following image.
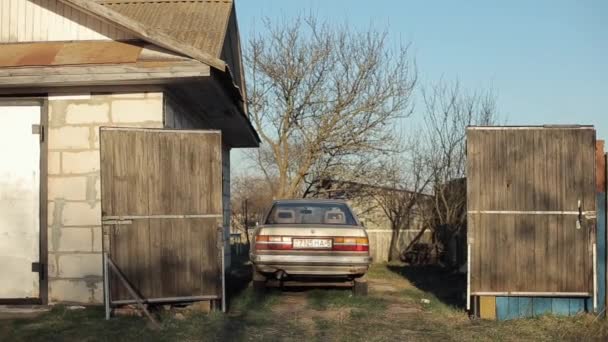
[292,238,332,249]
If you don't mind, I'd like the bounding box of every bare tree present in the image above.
[246,15,416,199]
[421,80,500,264]
[231,174,275,247]
[370,147,431,261]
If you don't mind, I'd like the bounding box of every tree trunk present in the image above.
[388,227,401,262]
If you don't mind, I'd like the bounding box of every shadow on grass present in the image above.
[388,264,466,309]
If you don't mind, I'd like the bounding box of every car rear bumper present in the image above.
[251,254,371,276]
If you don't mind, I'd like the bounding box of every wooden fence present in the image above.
[366,229,432,263]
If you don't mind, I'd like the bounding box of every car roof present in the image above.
[272,198,348,205]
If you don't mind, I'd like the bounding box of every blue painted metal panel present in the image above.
[496,297,510,320]
[496,296,591,320]
[532,297,552,316]
[551,298,571,316]
[507,297,520,320]
[569,298,585,315]
[518,297,533,317]
[597,193,606,314]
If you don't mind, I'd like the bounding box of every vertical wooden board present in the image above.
[110,220,150,300]
[470,213,481,292]
[534,214,547,291]
[532,297,552,317]
[572,130,588,294]
[518,297,533,318]
[100,129,114,218]
[147,132,222,216]
[147,219,163,298]
[496,297,509,320]
[480,213,490,291]
[546,215,559,292]
[597,141,606,193]
[160,218,178,297]
[514,215,525,291]
[551,298,571,316]
[597,193,607,313]
[494,214,507,291]
[199,218,221,296]
[479,296,497,320]
[466,129,476,211]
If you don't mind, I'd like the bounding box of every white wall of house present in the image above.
[47,92,163,304]
[0,0,133,43]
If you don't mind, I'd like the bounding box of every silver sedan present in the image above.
[250,199,372,295]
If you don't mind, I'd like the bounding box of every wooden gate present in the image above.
[467,126,596,296]
[100,128,223,304]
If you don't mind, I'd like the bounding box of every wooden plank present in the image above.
[479,296,496,320]
[598,193,607,313]
[597,141,606,193]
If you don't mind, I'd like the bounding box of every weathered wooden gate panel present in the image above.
[100,128,223,301]
[467,127,596,294]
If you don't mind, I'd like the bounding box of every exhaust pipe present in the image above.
[275,270,287,280]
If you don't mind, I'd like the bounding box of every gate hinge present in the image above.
[32,124,44,142]
[32,262,45,280]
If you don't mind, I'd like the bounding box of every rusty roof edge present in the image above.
[58,0,227,71]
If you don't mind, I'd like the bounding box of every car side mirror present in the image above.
[360,220,366,227]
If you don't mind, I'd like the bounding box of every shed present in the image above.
[466,126,606,319]
[0,0,259,307]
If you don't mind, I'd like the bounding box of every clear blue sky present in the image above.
[233,0,607,163]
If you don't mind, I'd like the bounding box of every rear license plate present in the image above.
[292,238,332,249]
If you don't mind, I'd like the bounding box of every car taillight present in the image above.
[255,235,292,250]
[332,237,369,252]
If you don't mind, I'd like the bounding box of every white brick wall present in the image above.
[65,103,110,124]
[48,152,61,175]
[111,96,163,123]
[48,176,88,201]
[47,91,163,304]
[56,254,103,278]
[61,202,102,226]
[62,151,100,174]
[49,279,103,304]
[48,127,90,149]
[49,228,94,252]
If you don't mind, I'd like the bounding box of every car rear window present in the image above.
[265,202,357,225]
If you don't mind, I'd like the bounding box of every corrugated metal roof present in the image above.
[97,0,233,58]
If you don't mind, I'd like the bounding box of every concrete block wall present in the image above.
[47,92,163,304]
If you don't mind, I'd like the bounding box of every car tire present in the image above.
[353,278,368,297]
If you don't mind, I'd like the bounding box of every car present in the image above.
[249,199,372,295]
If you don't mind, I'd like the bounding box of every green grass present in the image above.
[306,289,387,311]
[1,263,607,341]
